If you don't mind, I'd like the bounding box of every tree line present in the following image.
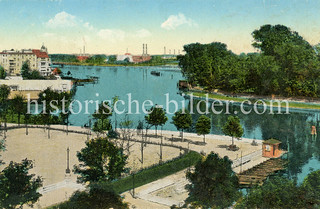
[178,24,320,97]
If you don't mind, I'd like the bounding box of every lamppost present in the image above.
[66,147,70,174]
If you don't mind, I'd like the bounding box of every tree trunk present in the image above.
[155,126,158,137]
[141,141,144,166]
[232,136,234,146]
[181,129,184,141]
[203,135,206,143]
[159,136,163,163]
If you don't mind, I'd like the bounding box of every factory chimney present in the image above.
[143,44,145,55]
[146,44,148,55]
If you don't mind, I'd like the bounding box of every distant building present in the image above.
[116,53,133,63]
[77,56,89,62]
[132,55,151,63]
[0,44,52,77]
[0,79,72,92]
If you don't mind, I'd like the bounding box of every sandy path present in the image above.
[0,125,262,208]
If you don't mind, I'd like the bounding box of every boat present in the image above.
[151,71,161,76]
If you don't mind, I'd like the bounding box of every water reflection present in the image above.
[188,97,320,182]
[60,65,320,182]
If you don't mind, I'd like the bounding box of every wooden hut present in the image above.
[262,139,282,158]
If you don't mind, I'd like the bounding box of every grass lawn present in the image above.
[189,91,320,110]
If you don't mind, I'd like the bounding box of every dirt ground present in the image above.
[0,126,262,208]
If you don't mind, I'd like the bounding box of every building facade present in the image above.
[0,44,52,77]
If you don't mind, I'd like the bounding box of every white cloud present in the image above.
[98,29,126,42]
[83,22,94,31]
[46,11,77,28]
[161,13,197,30]
[134,29,151,38]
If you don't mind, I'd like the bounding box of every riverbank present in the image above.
[188,91,320,110]
[53,62,179,67]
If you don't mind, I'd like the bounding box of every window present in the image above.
[265,145,270,151]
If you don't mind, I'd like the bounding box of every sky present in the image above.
[0,0,319,55]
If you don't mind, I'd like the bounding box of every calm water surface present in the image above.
[60,65,320,183]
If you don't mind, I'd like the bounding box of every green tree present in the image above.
[302,169,320,205]
[172,109,192,141]
[107,55,117,64]
[21,61,45,79]
[185,152,240,208]
[57,182,128,209]
[236,177,308,209]
[21,61,31,79]
[0,159,43,209]
[145,105,168,136]
[252,24,312,56]
[222,116,243,150]
[92,101,113,135]
[73,137,127,183]
[11,94,25,126]
[0,85,10,129]
[195,115,211,143]
[0,85,10,103]
[0,66,6,79]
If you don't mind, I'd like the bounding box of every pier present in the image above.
[238,158,287,188]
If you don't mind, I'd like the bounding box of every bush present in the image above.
[111,151,202,194]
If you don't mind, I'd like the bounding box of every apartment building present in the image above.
[0,44,52,77]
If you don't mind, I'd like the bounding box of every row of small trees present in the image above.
[144,106,244,148]
[89,101,244,148]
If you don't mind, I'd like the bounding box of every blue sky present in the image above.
[0,0,319,54]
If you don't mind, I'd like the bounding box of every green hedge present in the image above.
[111,151,202,194]
[46,151,201,208]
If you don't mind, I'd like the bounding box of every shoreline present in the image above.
[4,123,262,144]
[52,62,179,68]
[188,91,320,111]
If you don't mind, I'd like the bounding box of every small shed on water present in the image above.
[262,139,282,158]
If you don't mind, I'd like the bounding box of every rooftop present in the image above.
[263,139,282,145]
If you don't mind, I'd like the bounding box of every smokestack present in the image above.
[143,44,145,55]
[146,44,148,55]
[83,46,85,55]
[164,47,166,55]
[174,49,176,55]
[169,49,171,54]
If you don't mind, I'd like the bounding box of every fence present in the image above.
[232,149,262,168]
[0,124,91,135]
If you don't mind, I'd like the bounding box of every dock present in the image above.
[238,158,287,188]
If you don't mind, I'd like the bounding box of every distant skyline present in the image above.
[0,0,319,55]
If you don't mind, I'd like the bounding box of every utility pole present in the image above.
[66,147,70,174]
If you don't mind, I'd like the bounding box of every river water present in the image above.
[60,65,320,183]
